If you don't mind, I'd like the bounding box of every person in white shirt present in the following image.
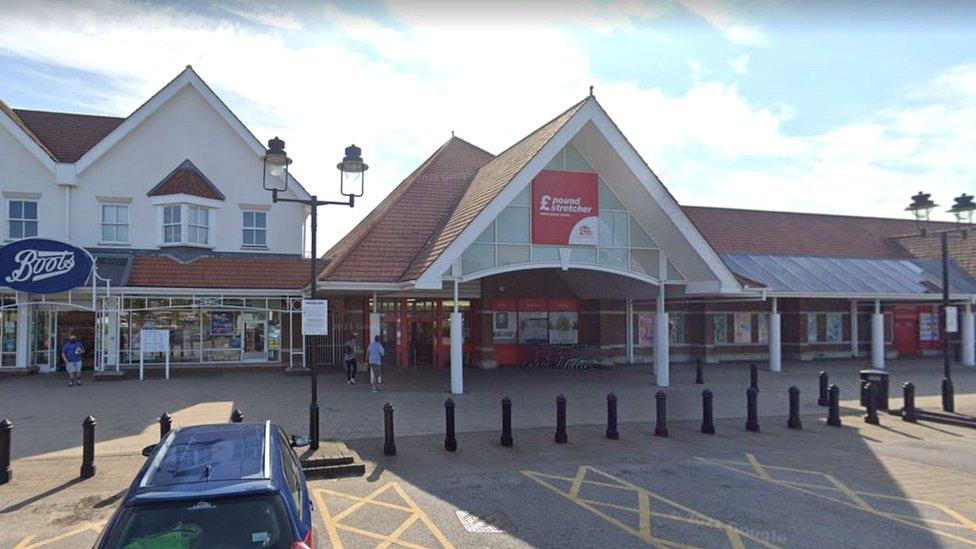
[367,335,385,392]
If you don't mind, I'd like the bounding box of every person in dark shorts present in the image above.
[344,334,358,384]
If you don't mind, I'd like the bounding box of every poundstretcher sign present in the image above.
[531,170,599,246]
[0,238,94,294]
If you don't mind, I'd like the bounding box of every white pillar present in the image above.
[107,308,121,370]
[769,297,781,372]
[369,291,380,349]
[654,284,669,387]
[15,293,30,368]
[962,301,975,367]
[450,278,464,394]
[850,300,859,358]
[625,298,634,364]
[871,299,885,369]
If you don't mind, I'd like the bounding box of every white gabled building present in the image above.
[0,66,317,373]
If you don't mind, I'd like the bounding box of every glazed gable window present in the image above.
[8,200,38,239]
[242,211,267,247]
[187,206,210,245]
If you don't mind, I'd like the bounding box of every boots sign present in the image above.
[0,238,94,294]
[531,170,599,246]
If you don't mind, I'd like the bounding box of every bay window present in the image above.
[160,204,212,247]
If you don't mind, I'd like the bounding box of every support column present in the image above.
[14,293,30,369]
[850,300,859,358]
[450,278,464,394]
[871,299,885,369]
[107,308,121,370]
[654,284,669,387]
[962,301,975,367]
[369,291,380,350]
[769,297,781,372]
[625,298,634,364]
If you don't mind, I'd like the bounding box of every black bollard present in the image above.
[654,391,669,437]
[159,413,172,440]
[902,382,917,422]
[701,389,715,435]
[606,393,619,440]
[826,384,842,427]
[864,382,880,425]
[787,386,802,430]
[555,395,568,444]
[0,419,10,485]
[818,371,829,407]
[230,409,244,423]
[444,399,457,452]
[80,415,97,479]
[942,377,955,413]
[383,403,396,456]
[500,397,513,447]
[745,387,760,432]
[695,359,704,384]
[750,363,759,392]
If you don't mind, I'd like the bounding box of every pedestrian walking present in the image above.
[61,334,84,387]
[344,333,359,384]
[367,335,385,392]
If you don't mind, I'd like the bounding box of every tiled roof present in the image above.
[319,136,495,282]
[400,97,590,281]
[680,206,946,258]
[128,255,309,289]
[148,159,226,200]
[11,108,124,163]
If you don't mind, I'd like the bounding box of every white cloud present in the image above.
[215,1,303,31]
[678,0,769,46]
[728,53,750,75]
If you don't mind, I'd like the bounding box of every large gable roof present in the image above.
[401,98,589,281]
[318,136,494,282]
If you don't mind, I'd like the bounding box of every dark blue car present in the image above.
[95,422,315,548]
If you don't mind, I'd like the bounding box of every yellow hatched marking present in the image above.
[15,522,105,549]
[523,465,780,548]
[696,454,976,546]
[314,481,453,549]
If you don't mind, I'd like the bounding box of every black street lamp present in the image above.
[263,138,368,451]
[906,191,975,413]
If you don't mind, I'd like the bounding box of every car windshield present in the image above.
[103,494,293,549]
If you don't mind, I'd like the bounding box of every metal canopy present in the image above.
[722,254,976,296]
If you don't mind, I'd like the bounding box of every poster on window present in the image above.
[210,312,235,336]
[638,313,654,346]
[531,170,599,246]
[493,312,517,344]
[825,314,843,342]
[549,311,579,344]
[919,313,938,341]
[733,313,752,343]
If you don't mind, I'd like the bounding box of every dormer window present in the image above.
[159,203,212,247]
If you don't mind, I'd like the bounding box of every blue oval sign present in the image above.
[0,238,93,294]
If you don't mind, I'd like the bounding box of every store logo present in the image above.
[0,238,93,294]
[538,194,594,216]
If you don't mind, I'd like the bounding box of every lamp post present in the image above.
[263,138,367,450]
[906,191,975,413]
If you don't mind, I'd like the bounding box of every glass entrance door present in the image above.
[409,320,435,369]
[31,309,57,372]
[243,319,267,362]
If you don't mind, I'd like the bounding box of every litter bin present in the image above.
[860,369,890,411]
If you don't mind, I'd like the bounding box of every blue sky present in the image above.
[2,0,976,250]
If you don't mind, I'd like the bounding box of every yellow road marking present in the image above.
[523,465,780,548]
[15,522,104,549]
[314,481,453,549]
[696,454,976,546]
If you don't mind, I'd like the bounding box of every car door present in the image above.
[277,429,313,540]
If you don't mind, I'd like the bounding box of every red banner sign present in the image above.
[531,170,599,246]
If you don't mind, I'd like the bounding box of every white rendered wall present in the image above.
[0,126,63,241]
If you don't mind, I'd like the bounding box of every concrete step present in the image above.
[302,462,366,480]
[299,440,364,478]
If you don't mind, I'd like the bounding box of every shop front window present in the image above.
[518,311,548,344]
[1,295,17,366]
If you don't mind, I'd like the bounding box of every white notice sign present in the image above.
[302,299,329,336]
[141,329,170,352]
[946,306,959,333]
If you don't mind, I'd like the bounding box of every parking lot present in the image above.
[3,360,976,547]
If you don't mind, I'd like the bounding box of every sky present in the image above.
[2,0,976,252]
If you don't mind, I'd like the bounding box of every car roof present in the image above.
[131,422,278,502]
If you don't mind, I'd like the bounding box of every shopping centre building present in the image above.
[3,67,976,391]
